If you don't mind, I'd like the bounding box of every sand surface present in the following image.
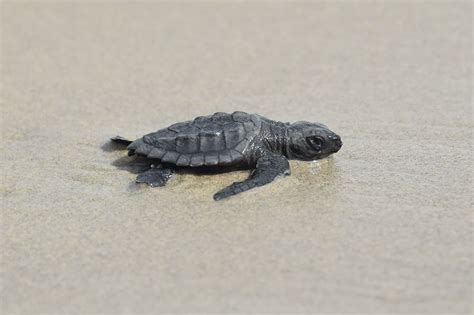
[1,2,472,314]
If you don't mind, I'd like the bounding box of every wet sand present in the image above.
[1,2,472,314]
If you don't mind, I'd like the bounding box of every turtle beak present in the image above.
[331,135,342,152]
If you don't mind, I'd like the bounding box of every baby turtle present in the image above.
[111,111,342,200]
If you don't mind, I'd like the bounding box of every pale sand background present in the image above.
[1,2,472,314]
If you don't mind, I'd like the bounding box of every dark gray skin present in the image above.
[111,111,342,200]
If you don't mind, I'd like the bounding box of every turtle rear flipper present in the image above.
[136,167,175,187]
[111,136,133,146]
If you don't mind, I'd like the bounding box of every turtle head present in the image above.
[286,121,342,160]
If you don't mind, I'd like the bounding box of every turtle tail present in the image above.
[111,136,133,146]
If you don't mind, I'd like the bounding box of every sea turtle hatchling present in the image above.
[111,111,342,200]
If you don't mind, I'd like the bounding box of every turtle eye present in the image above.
[306,136,324,151]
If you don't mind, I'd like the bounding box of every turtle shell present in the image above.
[127,111,262,167]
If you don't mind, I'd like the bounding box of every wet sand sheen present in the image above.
[1,2,472,314]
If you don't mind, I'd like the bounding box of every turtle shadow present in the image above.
[177,164,249,176]
[102,139,153,174]
[111,155,153,174]
[101,140,125,152]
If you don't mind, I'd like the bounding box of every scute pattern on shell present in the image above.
[127,112,261,167]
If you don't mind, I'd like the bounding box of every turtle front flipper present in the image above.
[136,165,175,187]
[213,154,290,201]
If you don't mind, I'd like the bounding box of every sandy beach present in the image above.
[1,2,472,314]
